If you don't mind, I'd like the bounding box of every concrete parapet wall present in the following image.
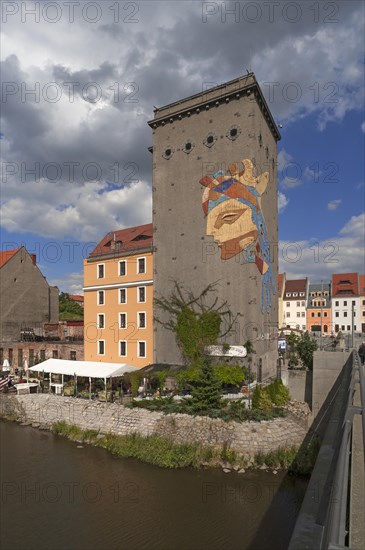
[312,351,351,417]
[0,394,306,459]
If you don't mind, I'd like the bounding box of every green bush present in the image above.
[251,386,273,412]
[266,380,291,406]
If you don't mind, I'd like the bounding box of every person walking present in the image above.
[358,342,365,365]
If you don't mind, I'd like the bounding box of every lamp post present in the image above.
[351,303,355,349]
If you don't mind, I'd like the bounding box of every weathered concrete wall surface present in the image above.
[312,351,351,416]
[0,394,306,459]
[282,369,312,405]
[150,75,279,369]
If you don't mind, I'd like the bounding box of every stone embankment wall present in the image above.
[0,394,307,458]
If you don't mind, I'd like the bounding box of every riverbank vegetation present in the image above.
[50,420,319,474]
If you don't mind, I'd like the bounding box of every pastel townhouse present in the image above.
[282,278,308,332]
[83,224,153,367]
[331,273,361,335]
[306,283,332,335]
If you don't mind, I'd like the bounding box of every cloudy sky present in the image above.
[1,0,364,293]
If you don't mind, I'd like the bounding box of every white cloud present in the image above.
[361,121,365,133]
[49,272,84,294]
[279,213,365,281]
[327,199,342,211]
[278,192,289,213]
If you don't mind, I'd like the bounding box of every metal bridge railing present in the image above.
[289,351,364,550]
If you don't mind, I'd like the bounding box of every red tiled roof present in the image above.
[284,278,307,297]
[69,294,84,303]
[332,273,359,297]
[89,223,153,258]
[0,248,20,268]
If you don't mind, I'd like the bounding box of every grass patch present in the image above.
[253,436,321,475]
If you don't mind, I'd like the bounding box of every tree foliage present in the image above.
[59,292,84,321]
[155,282,237,368]
[288,331,317,370]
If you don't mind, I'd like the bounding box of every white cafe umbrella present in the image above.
[2,359,10,372]
[24,359,29,382]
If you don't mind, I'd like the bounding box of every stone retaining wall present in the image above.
[0,394,307,458]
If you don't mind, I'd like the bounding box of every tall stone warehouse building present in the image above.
[148,73,280,374]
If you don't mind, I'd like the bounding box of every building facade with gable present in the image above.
[332,273,361,334]
[282,278,308,332]
[83,224,153,367]
[306,283,332,334]
[0,247,59,342]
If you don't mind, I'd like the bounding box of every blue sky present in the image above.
[1,0,364,293]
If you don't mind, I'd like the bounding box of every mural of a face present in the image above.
[206,199,258,260]
[200,159,275,312]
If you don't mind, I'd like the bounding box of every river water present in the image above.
[1,421,308,550]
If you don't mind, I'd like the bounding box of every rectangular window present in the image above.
[286,312,290,318]
[297,301,300,307]
[119,261,126,277]
[97,264,105,279]
[318,312,321,317]
[137,257,146,274]
[301,312,305,317]
[335,301,339,306]
[120,313,127,329]
[324,312,328,317]
[297,312,300,318]
[18,349,23,368]
[98,290,104,305]
[98,340,105,355]
[40,349,46,361]
[354,325,357,331]
[286,302,290,307]
[344,300,347,306]
[347,325,350,331]
[138,341,146,358]
[301,301,305,307]
[341,325,345,331]
[311,312,315,318]
[344,312,347,318]
[362,300,365,306]
[119,340,127,357]
[138,312,146,328]
[335,324,339,332]
[119,288,127,304]
[352,300,356,306]
[8,349,13,366]
[0,348,3,366]
[29,349,34,367]
[98,314,105,329]
[335,312,339,317]
[138,286,146,303]
[52,350,58,359]
[70,351,76,360]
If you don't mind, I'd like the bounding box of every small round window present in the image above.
[226,125,241,141]
[183,140,195,154]
[163,146,174,159]
[203,132,217,148]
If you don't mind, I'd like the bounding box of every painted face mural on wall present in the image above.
[200,159,275,313]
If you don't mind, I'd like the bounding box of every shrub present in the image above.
[251,386,273,412]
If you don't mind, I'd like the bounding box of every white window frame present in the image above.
[98,290,105,306]
[137,256,146,274]
[119,260,127,277]
[119,312,127,329]
[97,340,105,356]
[137,286,146,303]
[97,263,105,279]
[138,340,146,358]
[97,313,105,329]
[119,288,127,304]
[138,311,146,329]
[119,340,127,357]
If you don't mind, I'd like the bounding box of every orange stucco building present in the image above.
[306,283,332,334]
[83,224,153,367]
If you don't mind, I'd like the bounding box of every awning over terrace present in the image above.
[28,359,138,378]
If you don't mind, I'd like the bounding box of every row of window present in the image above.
[97,286,146,305]
[97,340,146,358]
[97,312,147,329]
[334,299,365,306]
[97,258,146,279]
[286,312,306,318]
[310,312,328,318]
[286,301,306,307]
[0,348,76,366]
[285,292,306,298]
